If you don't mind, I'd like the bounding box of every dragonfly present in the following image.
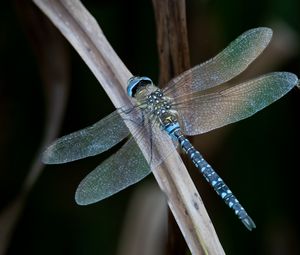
[43,27,298,230]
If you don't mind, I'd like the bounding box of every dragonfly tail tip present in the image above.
[242,216,256,231]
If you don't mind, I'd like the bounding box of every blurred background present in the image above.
[0,0,299,254]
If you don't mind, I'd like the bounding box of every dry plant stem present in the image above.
[33,1,225,254]
[0,2,70,255]
[152,0,190,85]
[152,0,191,254]
[116,183,167,255]
[17,1,70,194]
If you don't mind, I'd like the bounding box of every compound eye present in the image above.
[139,76,153,85]
[127,76,152,97]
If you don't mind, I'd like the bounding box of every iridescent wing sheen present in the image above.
[75,108,177,205]
[75,137,151,205]
[120,106,178,169]
[173,72,298,136]
[42,110,131,164]
[163,27,273,98]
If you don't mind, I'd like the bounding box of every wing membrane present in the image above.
[164,27,273,98]
[74,108,178,205]
[75,137,151,205]
[173,72,298,136]
[43,110,130,164]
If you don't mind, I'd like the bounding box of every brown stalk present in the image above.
[152,0,192,254]
[33,1,225,254]
[0,1,70,254]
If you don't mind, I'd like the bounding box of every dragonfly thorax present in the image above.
[127,76,180,133]
[145,89,180,133]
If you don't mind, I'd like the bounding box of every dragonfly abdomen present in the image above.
[171,128,256,230]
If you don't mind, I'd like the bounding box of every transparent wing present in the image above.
[75,137,151,205]
[75,110,178,205]
[43,110,130,164]
[120,107,178,169]
[163,27,273,98]
[173,72,298,136]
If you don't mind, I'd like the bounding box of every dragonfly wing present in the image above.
[43,110,130,164]
[174,72,298,136]
[75,137,151,205]
[118,106,178,169]
[163,27,272,98]
[74,108,178,205]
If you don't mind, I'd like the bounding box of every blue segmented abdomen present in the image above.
[170,128,256,230]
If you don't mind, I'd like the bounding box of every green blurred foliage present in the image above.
[0,0,299,254]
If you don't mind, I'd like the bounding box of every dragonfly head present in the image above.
[127,76,153,98]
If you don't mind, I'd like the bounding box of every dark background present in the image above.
[1,0,299,254]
